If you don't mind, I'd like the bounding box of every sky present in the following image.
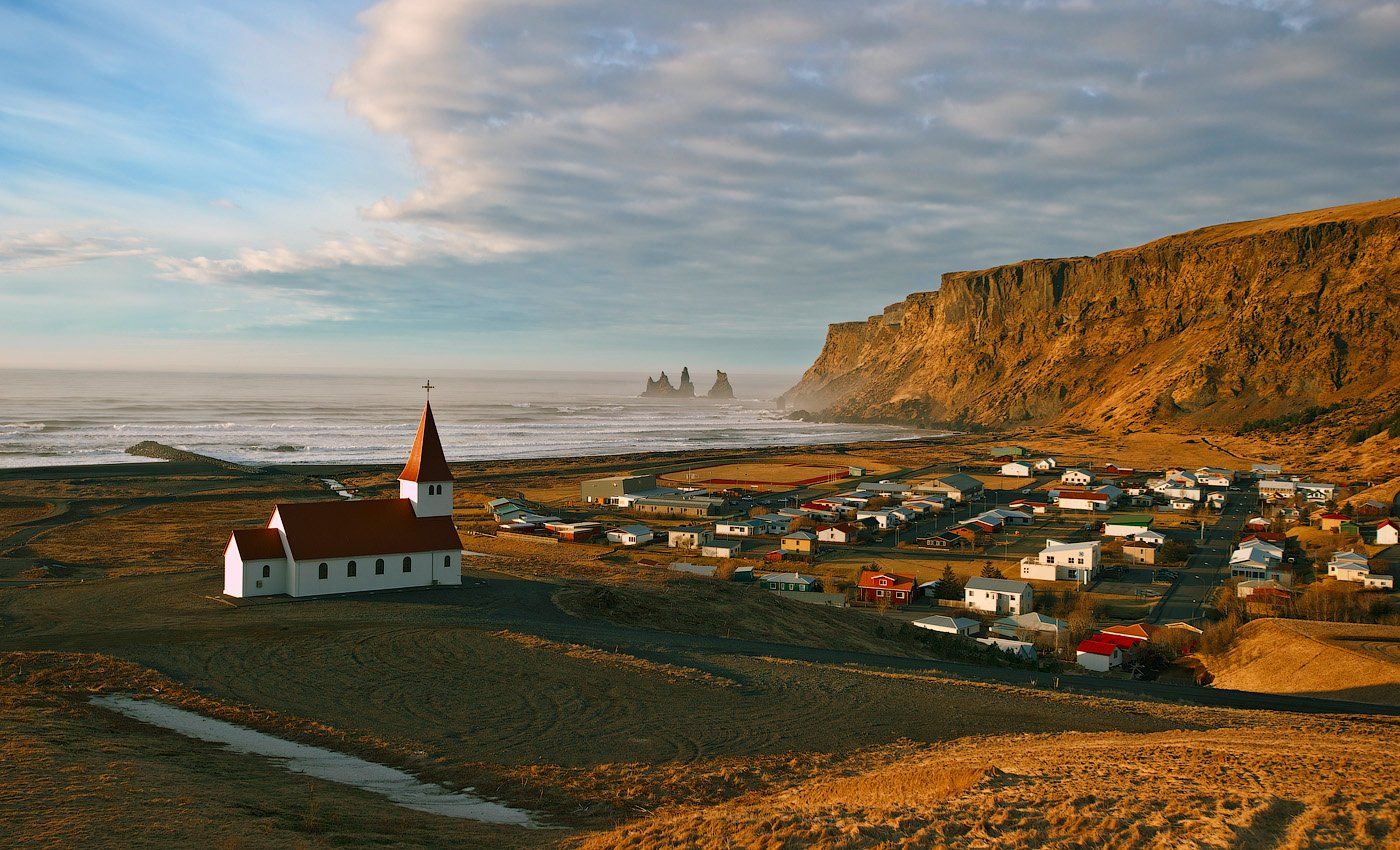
[0,0,1395,374]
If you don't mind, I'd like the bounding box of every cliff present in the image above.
[783,198,1400,433]
[707,370,735,399]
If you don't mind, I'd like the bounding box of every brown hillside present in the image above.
[783,198,1400,438]
[1206,618,1400,706]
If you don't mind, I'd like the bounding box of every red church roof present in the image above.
[399,401,453,482]
[274,499,461,560]
[230,527,286,560]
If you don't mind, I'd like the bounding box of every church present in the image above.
[223,398,464,598]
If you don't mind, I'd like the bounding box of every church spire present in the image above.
[399,398,453,483]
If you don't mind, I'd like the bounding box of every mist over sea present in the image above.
[0,369,926,469]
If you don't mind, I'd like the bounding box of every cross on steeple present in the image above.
[422,379,434,398]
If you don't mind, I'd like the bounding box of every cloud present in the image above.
[0,229,154,273]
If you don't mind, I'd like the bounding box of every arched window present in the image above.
[375,558,385,575]
[347,560,357,578]
[261,565,270,578]
[318,562,328,580]
[428,484,436,495]
[402,556,412,573]
[443,555,451,569]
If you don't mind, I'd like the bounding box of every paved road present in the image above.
[1150,487,1251,623]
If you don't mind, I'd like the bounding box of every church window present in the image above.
[403,556,412,572]
[443,555,450,569]
[261,565,270,578]
[375,558,385,574]
[318,562,328,580]
[347,560,357,578]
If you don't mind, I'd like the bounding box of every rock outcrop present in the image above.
[707,370,735,399]
[642,367,698,398]
[782,198,1400,432]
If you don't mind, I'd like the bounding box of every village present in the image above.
[466,446,1399,678]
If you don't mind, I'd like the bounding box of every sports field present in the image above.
[661,461,854,489]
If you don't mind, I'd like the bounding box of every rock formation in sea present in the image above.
[707,370,735,399]
[641,367,704,398]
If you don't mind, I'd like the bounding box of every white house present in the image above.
[701,540,742,559]
[1132,528,1168,546]
[1020,539,1101,584]
[1076,638,1122,672]
[715,519,766,537]
[1060,468,1094,486]
[1056,490,1110,512]
[752,513,793,535]
[1376,519,1399,546]
[1103,516,1153,537]
[1000,461,1033,477]
[977,636,1037,662]
[918,473,985,503]
[606,524,653,546]
[1196,467,1235,487]
[668,527,713,549]
[1364,573,1396,589]
[856,509,901,529]
[1034,457,1058,471]
[912,615,981,637]
[223,400,463,599]
[964,576,1034,615]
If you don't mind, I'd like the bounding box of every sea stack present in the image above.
[678,367,696,397]
[707,370,735,399]
[643,372,677,396]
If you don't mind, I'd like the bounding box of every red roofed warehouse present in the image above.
[856,569,916,606]
[223,397,463,598]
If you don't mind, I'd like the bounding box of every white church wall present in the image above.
[223,538,288,598]
[400,479,454,518]
[288,548,461,597]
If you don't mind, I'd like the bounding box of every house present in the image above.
[716,519,767,537]
[1009,498,1050,515]
[701,540,743,559]
[1258,479,1297,500]
[964,576,1034,615]
[1195,467,1235,487]
[667,527,713,549]
[912,615,981,637]
[990,612,1067,640]
[223,399,462,599]
[731,565,756,583]
[1169,498,1196,511]
[1060,468,1094,486]
[1076,639,1123,672]
[1034,457,1058,471]
[1206,492,1227,509]
[758,571,820,592]
[1236,578,1293,599]
[1244,516,1272,533]
[919,530,970,549]
[1000,461,1033,477]
[606,524,653,546]
[981,508,1034,526]
[1376,519,1400,546]
[1318,513,1350,533]
[919,473,985,503]
[1099,623,1157,644]
[977,636,1037,662]
[1364,573,1396,589]
[856,509,901,529]
[1132,528,1167,546]
[753,513,794,535]
[1229,538,1291,585]
[1104,463,1136,475]
[780,530,818,557]
[1055,490,1110,512]
[1020,539,1101,584]
[1326,551,1393,587]
[632,494,727,518]
[1122,541,1159,565]
[816,523,866,544]
[1251,463,1284,476]
[987,445,1028,458]
[856,569,916,606]
[1103,515,1154,537]
[1296,482,1339,503]
[545,521,603,542]
[580,474,659,504]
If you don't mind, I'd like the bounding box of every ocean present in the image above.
[0,369,926,469]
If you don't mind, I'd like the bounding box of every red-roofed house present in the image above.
[1375,518,1399,547]
[1055,490,1111,512]
[223,398,463,598]
[816,523,867,544]
[1076,639,1122,672]
[856,570,916,606]
[1319,513,1350,532]
[1099,623,1158,644]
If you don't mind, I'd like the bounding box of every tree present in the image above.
[864,496,891,511]
[980,561,1004,579]
[748,505,769,519]
[936,564,963,600]
[788,516,817,532]
[1161,540,1194,565]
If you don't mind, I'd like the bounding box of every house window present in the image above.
[403,556,412,573]
[261,565,270,578]
[443,555,451,570]
[318,563,328,580]
[375,558,385,575]
[347,560,357,578]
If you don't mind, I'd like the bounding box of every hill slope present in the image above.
[782,198,1400,432]
[1206,619,1400,706]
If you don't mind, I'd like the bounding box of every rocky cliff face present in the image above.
[707,370,735,399]
[783,199,1400,431]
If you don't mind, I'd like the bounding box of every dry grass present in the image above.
[0,502,53,529]
[661,461,853,490]
[488,629,737,687]
[1205,619,1400,705]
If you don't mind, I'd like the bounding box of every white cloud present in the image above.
[0,228,154,273]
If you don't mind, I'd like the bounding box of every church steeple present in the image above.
[399,386,453,518]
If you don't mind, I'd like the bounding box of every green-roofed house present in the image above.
[1103,515,1154,537]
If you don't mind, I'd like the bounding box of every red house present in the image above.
[856,569,916,606]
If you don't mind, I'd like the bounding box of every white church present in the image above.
[223,398,464,598]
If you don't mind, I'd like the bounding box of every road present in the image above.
[1150,487,1251,623]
